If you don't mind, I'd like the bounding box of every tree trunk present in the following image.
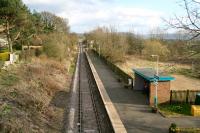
[6,20,13,53]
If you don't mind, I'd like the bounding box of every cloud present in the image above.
[23,0,164,33]
[23,0,60,4]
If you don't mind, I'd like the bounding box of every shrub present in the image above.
[0,47,9,53]
[169,123,177,133]
[0,72,19,86]
[42,33,68,61]
[35,48,43,57]
[0,52,10,61]
[142,40,170,60]
[0,103,12,117]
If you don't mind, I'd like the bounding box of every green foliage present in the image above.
[0,0,32,52]
[169,123,177,133]
[69,63,75,74]
[43,33,68,60]
[195,94,200,105]
[0,0,24,20]
[0,104,12,117]
[0,0,74,59]
[0,47,9,53]
[13,43,22,50]
[0,52,10,61]
[159,103,191,115]
[0,72,19,86]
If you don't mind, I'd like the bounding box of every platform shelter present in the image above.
[133,68,175,105]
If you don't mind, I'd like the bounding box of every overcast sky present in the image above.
[22,0,185,33]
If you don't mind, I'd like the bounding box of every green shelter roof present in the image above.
[133,68,175,82]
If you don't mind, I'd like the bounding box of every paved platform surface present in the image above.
[88,51,200,133]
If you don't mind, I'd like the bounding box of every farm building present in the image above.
[133,68,175,105]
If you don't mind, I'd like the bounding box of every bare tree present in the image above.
[165,0,200,77]
[166,0,200,40]
[40,11,69,33]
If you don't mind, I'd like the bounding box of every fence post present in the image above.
[132,78,134,89]
[186,90,189,103]
[170,90,172,104]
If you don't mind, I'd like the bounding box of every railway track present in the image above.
[78,45,101,133]
[66,44,118,133]
[66,42,126,133]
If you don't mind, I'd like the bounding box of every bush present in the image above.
[142,40,170,60]
[169,123,177,133]
[0,52,10,61]
[159,103,191,115]
[35,48,43,57]
[42,33,68,60]
[0,72,19,86]
[0,47,9,53]
[13,43,22,50]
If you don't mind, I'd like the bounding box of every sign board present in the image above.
[154,75,159,80]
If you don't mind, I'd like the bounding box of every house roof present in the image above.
[133,68,175,82]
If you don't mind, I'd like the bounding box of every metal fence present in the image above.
[170,90,200,104]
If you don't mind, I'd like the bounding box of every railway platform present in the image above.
[88,51,200,133]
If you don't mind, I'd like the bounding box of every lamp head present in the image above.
[151,55,158,57]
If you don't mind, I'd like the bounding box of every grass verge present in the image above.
[159,103,191,116]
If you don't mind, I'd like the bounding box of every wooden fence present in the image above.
[170,90,200,104]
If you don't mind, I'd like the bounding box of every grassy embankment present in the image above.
[0,55,76,132]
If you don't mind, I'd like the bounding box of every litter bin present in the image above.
[195,93,200,105]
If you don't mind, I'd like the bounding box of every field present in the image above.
[116,55,200,90]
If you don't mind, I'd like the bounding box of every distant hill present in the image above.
[82,31,196,40]
[117,32,192,40]
[143,33,192,40]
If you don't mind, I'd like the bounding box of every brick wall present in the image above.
[149,81,170,106]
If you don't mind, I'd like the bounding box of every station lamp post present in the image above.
[151,55,159,109]
[96,42,100,57]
